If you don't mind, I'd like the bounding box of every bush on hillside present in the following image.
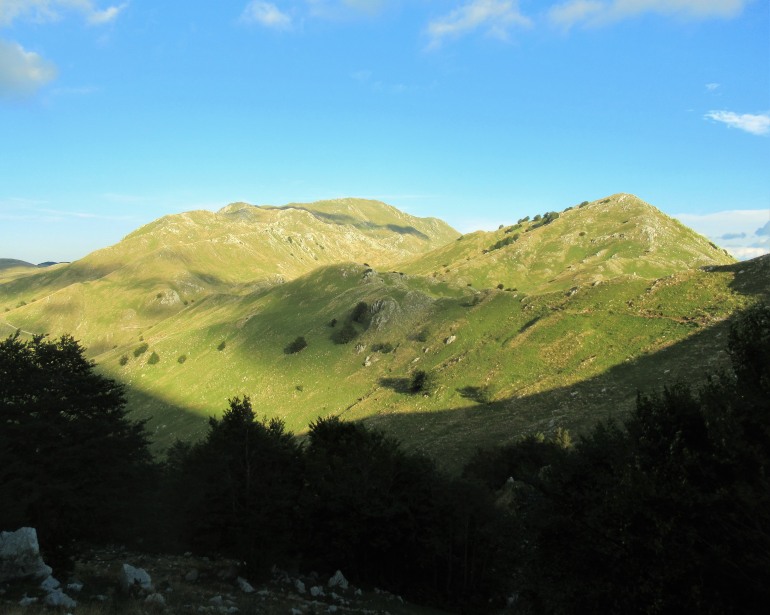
[409,370,434,394]
[284,336,308,354]
[133,342,149,357]
[350,301,369,324]
[332,322,358,344]
[147,351,160,364]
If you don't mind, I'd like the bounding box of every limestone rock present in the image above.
[43,588,77,609]
[328,570,348,590]
[119,563,154,594]
[0,527,52,583]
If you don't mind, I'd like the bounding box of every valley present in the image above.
[2,193,766,468]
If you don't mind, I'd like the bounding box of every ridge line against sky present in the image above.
[1,0,768,262]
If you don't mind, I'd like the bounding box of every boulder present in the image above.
[236,576,254,593]
[328,570,348,590]
[0,527,52,583]
[43,588,77,609]
[119,563,153,594]
[39,575,60,591]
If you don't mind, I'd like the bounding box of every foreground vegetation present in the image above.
[2,302,768,613]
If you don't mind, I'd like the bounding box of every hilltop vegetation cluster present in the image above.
[2,303,769,613]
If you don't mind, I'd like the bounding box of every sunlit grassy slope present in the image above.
[3,194,764,469]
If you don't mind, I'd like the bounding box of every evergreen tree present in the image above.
[0,333,152,549]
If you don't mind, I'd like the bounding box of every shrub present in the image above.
[285,336,308,354]
[372,342,395,353]
[133,342,149,357]
[177,355,187,364]
[329,318,337,327]
[409,370,434,394]
[119,355,129,366]
[332,322,358,344]
[147,351,160,364]
[350,301,369,324]
[217,340,226,351]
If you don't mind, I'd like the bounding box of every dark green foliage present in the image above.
[0,333,152,549]
[371,341,395,353]
[284,336,308,354]
[533,214,542,221]
[488,233,519,252]
[329,318,337,327]
[579,200,589,207]
[119,354,129,366]
[529,211,560,230]
[332,322,358,344]
[301,417,512,610]
[133,342,149,357]
[512,303,770,614]
[164,396,303,574]
[217,340,226,351]
[350,301,369,324]
[457,385,493,404]
[147,351,160,364]
[518,216,530,223]
[409,369,433,394]
[177,354,187,364]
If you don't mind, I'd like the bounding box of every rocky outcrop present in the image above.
[0,527,52,583]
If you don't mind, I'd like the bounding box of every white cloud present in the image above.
[675,209,770,259]
[728,246,769,260]
[426,0,532,49]
[548,0,749,28]
[706,82,720,92]
[705,110,770,136]
[240,1,293,29]
[0,39,57,98]
[86,3,127,25]
[0,1,127,27]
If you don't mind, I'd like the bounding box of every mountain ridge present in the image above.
[2,194,762,468]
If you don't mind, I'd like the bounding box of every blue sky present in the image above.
[1,0,768,263]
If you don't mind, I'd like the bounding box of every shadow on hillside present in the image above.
[362,312,744,473]
[123,387,209,456]
[282,207,431,241]
[710,254,770,297]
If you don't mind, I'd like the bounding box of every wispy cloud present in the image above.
[705,110,770,136]
[240,1,293,29]
[705,82,720,92]
[426,0,532,49]
[0,1,128,27]
[549,0,749,29]
[0,39,57,99]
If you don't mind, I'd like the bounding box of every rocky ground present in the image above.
[1,544,451,615]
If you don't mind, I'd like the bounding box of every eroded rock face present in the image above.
[0,528,52,583]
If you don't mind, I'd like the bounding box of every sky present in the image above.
[1,0,768,264]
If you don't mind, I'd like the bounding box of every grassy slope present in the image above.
[2,194,762,469]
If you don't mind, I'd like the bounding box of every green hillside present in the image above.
[2,194,764,469]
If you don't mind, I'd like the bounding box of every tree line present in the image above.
[1,303,768,613]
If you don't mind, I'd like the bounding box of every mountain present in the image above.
[0,259,36,270]
[2,194,765,469]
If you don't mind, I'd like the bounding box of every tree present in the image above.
[0,333,152,549]
[165,396,303,574]
[515,303,770,614]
